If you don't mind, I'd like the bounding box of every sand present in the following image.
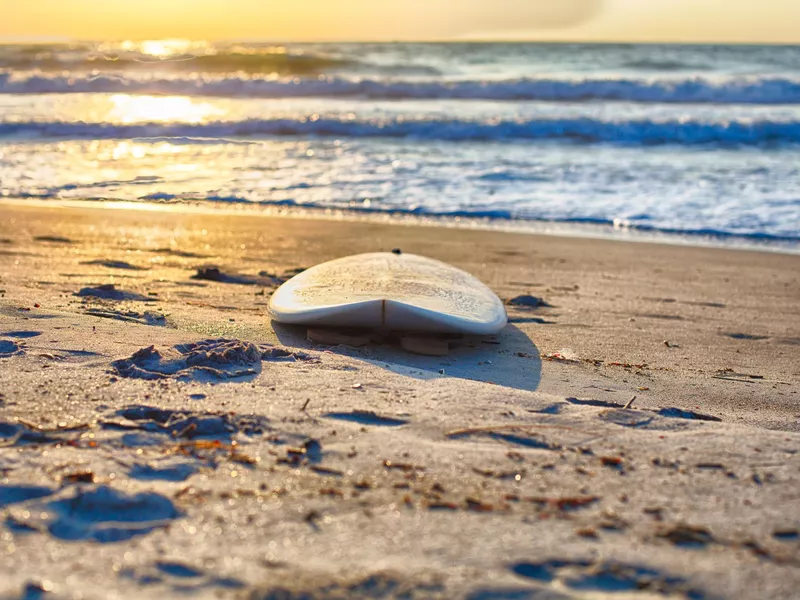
[0,200,799,599]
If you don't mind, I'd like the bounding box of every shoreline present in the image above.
[3,197,799,257]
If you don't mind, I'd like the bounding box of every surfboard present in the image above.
[269,252,507,335]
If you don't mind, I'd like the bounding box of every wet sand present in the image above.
[1,200,799,599]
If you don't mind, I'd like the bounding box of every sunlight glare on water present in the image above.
[109,94,222,124]
[109,39,202,58]
[106,141,188,161]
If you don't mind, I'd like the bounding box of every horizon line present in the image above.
[1,36,800,47]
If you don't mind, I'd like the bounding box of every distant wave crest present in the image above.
[2,116,800,146]
[621,58,713,72]
[0,51,356,76]
[2,72,800,104]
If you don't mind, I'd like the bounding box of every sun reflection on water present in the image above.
[110,94,221,124]
[100,39,205,58]
[139,39,194,57]
[104,140,187,161]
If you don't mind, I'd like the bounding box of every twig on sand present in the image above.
[711,376,758,384]
[0,432,22,448]
[624,395,637,409]
[300,398,311,412]
[16,419,91,433]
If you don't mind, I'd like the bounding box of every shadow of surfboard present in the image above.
[272,322,542,393]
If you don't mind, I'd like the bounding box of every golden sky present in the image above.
[0,0,798,44]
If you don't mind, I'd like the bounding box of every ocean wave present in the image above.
[621,58,713,72]
[0,50,356,76]
[3,72,800,104]
[2,116,800,146]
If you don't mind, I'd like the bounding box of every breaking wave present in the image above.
[2,73,800,104]
[2,116,799,146]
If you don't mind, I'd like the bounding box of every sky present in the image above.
[0,0,798,44]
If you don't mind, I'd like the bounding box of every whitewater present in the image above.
[0,41,798,248]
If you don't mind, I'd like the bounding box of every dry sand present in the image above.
[0,200,799,599]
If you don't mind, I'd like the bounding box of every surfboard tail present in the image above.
[270,298,506,335]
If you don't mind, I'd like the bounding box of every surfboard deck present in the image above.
[269,252,507,335]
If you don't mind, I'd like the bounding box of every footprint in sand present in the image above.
[1,331,41,339]
[120,561,245,592]
[510,559,709,598]
[7,485,182,543]
[110,338,310,382]
[0,484,55,508]
[129,458,202,482]
[0,339,24,358]
[101,404,272,440]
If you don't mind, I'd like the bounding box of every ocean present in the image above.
[1,40,799,250]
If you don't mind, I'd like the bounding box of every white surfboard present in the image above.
[269,252,507,335]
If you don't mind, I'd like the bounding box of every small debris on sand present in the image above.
[75,284,156,302]
[506,295,550,309]
[33,235,73,244]
[656,407,721,422]
[542,350,579,363]
[527,495,600,512]
[81,260,148,271]
[657,524,717,547]
[61,471,97,485]
[262,347,312,361]
[151,247,209,258]
[191,266,270,286]
[84,308,167,326]
[281,266,307,278]
[325,411,409,427]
